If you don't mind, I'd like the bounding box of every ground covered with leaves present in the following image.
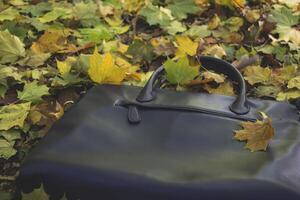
[0,0,299,198]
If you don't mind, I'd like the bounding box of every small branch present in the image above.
[233,55,261,69]
[0,172,19,181]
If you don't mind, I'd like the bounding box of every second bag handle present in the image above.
[136,56,250,115]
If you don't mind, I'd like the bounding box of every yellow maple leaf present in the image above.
[243,65,272,85]
[288,76,300,90]
[232,0,246,8]
[56,60,71,75]
[115,56,141,81]
[234,112,275,152]
[122,0,145,12]
[276,90,300,101]
[175,36,198,57]
[216,0,246,9]
[88,48,126,84]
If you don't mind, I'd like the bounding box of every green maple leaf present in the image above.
[164,56,199,85]
[0,139,16,160]
[187,25,211,39]
[222,17,244,32]
[73,1,97,20]
[20,2,52,17]
[17,52,51,68]
[0,30,25,64]
[0,130,20,160]
[17,81,49,104]
[0,21,29,41]
[167,0,199,20]
[268,6,299,27]
[139,4,172,27]
[0,7,19,22]
[79,25,114,44]
[165,21,187,35]
[273,25,300,46]
[254,85,281,98]
[38,7,71,23]
[127,39,154,62]
[0,129,21,142]
[0,102,31,131]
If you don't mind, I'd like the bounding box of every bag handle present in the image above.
[136,56,250,115]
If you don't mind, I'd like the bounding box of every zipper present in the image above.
[115,99,257,124]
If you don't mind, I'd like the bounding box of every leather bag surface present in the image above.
[18,57,300,200]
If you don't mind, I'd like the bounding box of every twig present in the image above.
[0,172,19,181]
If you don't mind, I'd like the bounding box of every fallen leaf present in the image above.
[167,0,199,20]
[277,90,300,101]
[277,26,300,46]
[175,35,198,57]
[0,139,16,160]
[268,6,299,27]
[0,129,21,142]
[17,52,51,68]
[0,7,19,22]
[254,85,281,98]
[202,71,225,83]
[243,65,272,85]
[216,0,246,9]
[126,39,154,62]
[150,36,176,56]
[244,9,261,23]
[17,81,49,104]
[204,81,235,96]
[272,65,298,85]
[88,48,126,84]
[208,14,221,30]
[187,25,211,38]
[164,56,199,84]
[79,25,114,44]
[165,21,187,35]
[234,112,275,152]
[56,60,71,75]
[122,0,145,12]
[38,7,71,23]
[0,102,31,131]
[202,44,226,58]
[0,30,25,64]
[288,76,300,89]
[31,29,77,54]
[29,101,64,134]
[139,3,172,27]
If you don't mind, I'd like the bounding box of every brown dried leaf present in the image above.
[31,29,79,54]
[234,113,275,152]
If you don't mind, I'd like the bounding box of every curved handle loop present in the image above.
[136,56,250,115]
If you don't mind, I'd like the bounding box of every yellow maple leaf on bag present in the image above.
[234,112,275,152]
[88,48,126,84]
[175,36,198,57]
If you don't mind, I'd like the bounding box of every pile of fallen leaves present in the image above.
[0,0,299,198]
